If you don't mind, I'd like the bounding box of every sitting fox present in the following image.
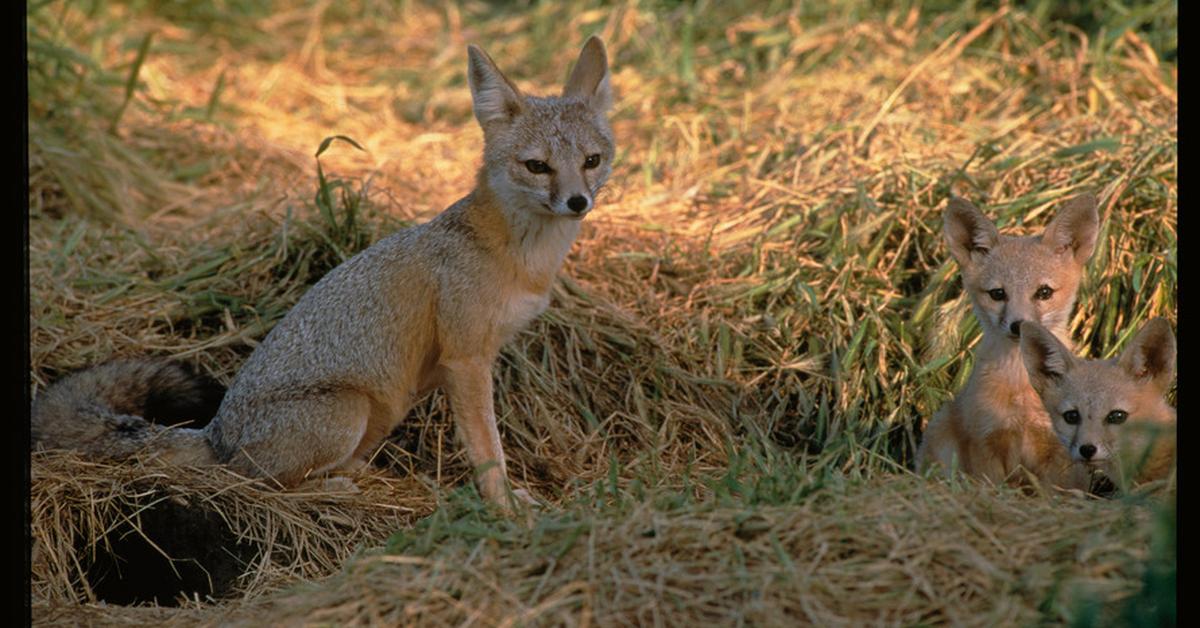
[917,194,1100,489]
[32,37,616,511]
[1019,318,1176,489]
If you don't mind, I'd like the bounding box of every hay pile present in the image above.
[34,474,1174,626]
[31,451,431,607]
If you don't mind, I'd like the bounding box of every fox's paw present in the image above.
[486,486,542,522]
[509,487,541,508]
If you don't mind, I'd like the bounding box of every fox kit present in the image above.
[32,37,616,511]
[1020,318,1176,488]
[917,194,1100,489]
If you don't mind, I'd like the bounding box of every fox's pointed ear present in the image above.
[1118,318,1176,395]
[467,44,524,127]
[943,197,1000,268]
[1043,193,1100,265]
[563,36,612,112]
[1020,321,1075,395]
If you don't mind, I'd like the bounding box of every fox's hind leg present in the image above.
[214,389,371,487]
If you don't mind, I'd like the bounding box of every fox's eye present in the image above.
[1062,410,1081,425]
[1034,285,1055,300]
[583,154,601,169]
[987,288,1007,301]
[1105,410,1128,425]
[525,160,551,174]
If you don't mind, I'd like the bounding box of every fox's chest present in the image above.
[968,351,1046,424]
[495,290,550,342]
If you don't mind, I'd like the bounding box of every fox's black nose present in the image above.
[1010,321,1022,336]
[567,195,589,213]
[1079,444,1097,460]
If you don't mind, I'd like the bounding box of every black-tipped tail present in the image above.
[31,359,225,463]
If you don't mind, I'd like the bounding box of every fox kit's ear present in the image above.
[1118,318,1176,395]
[943,197,1000,267]
[467,44,525,127]
[563,36,613,113]
[1020,321,1075,395]
[1043,193,1100,265]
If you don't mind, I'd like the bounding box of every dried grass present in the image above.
[34,474,1172,626]
[31,451,431,605]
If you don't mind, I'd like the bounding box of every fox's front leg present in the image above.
[442,357,526,509]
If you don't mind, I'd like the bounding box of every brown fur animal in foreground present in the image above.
[1020,318,1176,488]
[916,194,1100,490]
[31,36,616,512]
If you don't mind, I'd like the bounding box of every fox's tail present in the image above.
[31,359,225,465]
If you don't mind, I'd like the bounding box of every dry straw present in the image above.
[33,466,1171,626]
[30,451,432,603]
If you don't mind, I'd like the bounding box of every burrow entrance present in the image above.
[78,494,258,606]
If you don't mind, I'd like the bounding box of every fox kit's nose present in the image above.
[567,195,590,214]
[1009,321,1023,337]
[1078,444,1097,460]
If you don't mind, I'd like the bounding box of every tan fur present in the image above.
[917,194,1100,490]
[32,37,616,511]
[1020,318,1176,488]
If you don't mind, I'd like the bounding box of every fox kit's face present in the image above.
[1021,319,1176,468]
[943,195,1099,340]
[467,38,614,220]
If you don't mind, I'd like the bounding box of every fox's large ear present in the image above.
[563,36,613,112]
[943,197,1000,268]
[1118,318,1176,395]
[467,45,525,127]
[1020,321,1076,395]
[1042,193,1099,265]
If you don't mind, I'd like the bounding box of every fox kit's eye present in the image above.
[1105,410,1128,424]
[1062,410,1081,425]
[987,288,1007,301]
[583,154,601,169]
[525,160,551,174]
[1034,285,1055,300]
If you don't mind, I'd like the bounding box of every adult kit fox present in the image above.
[32,36,616,511]
[917,194,1100,490]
